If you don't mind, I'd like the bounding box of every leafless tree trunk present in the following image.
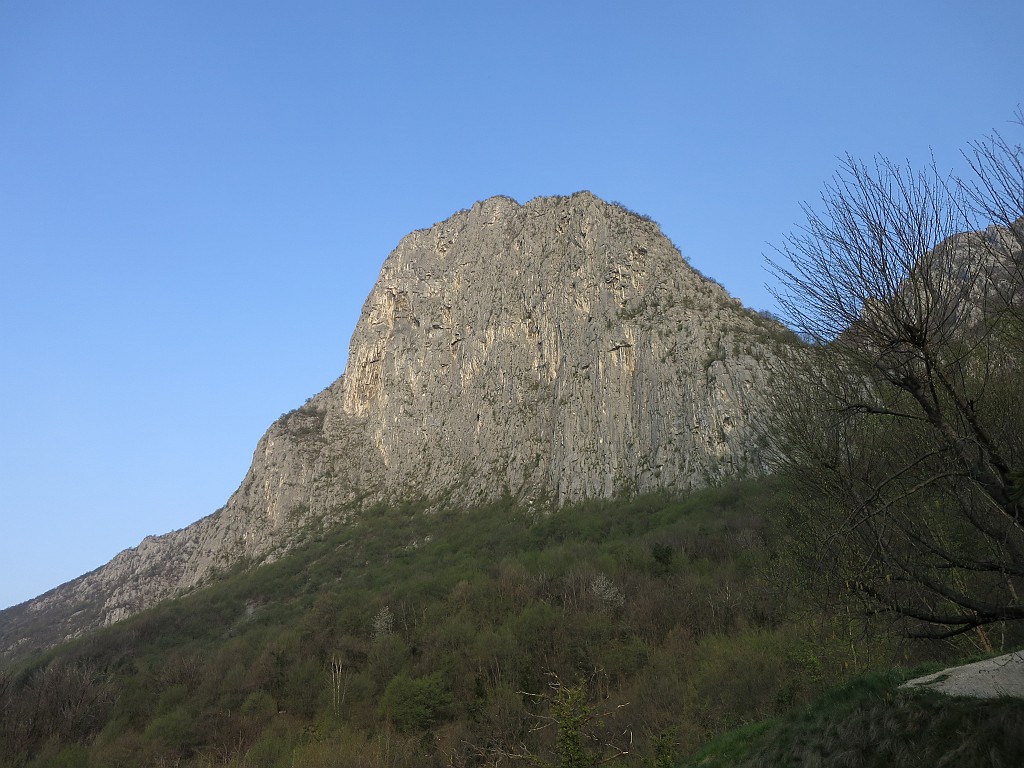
[330,654,348,715]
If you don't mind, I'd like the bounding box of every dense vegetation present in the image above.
[3,478,1010,768]
[686,668,1024,767]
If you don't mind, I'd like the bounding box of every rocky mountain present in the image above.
[0,191,798,659]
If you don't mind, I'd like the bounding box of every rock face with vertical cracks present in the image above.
[0,192,797,658]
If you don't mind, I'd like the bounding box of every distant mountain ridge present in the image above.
[0,191,796,658]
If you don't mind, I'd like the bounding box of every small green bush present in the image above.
[379,673,451,731]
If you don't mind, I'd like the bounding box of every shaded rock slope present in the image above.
[0,191,797,658]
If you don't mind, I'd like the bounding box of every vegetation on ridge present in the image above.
[1,478,974,768]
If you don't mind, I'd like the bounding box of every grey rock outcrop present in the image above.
[0,192,797,658]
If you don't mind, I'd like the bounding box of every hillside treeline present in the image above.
[1,480,955,768]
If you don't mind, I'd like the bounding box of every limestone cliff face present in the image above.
[0,192,796,658]
[330,192,781,501]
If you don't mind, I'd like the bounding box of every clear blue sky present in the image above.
[1,1,1021,610]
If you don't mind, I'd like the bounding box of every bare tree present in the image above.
[766,127,1024,639]
[477,674,630,768]
[962,108,1024,357]
[330,654,349,715]
[963,108,1024,252]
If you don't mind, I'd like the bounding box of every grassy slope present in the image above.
[684,667,1024,768]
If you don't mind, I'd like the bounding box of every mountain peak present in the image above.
[0,193,794,657]
[330,191,735,490]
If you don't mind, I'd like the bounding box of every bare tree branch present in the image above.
[766,117,1024,637]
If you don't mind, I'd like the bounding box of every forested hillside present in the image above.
[5,479,1010,767]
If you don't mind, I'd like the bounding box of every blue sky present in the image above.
[1,0,1021,610]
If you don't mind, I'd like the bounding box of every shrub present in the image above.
[379,673,451,731]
